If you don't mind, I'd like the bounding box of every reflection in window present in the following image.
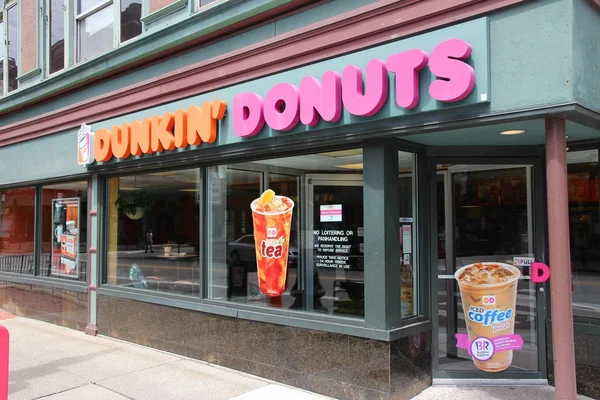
[0,188,35,275]
[567,149,600,320]
[207,150,369,318]
[41,182,88,281]
[49,0,65,74]
[105,169,200,296]
[78,4,114,62]
[7,6,17,93]
[453,168,530,260]
[120,0,142,43]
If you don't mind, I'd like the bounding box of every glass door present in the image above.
[434,163,545,379]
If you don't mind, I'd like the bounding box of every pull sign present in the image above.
[513,257,534,267]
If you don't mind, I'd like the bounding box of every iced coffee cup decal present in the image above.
[454,262,522,372]
[251,189,294,297]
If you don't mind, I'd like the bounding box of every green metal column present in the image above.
[85,175,99,335]
[363,139,401,330]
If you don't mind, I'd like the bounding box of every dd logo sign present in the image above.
[482,295,496,305]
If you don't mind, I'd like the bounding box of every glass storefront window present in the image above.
[207,150,367,318]
[41,181,88,281]
[0,188,35,274]
[567,149,600,320]
[399,151,416,318]
[105,169,200,295]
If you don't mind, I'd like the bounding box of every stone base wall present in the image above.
[0,281,87,331]
[547,327,600,399]
[98,295,432,400]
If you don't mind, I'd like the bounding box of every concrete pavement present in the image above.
[1,313,595,400]
[1,315,333,400]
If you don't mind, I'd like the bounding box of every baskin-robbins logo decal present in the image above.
[233,39,477,137]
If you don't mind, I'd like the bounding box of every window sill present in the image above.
[141,0,188,26]
[0,272,88,293]
[17,68,42,83]
[97,284,431,341]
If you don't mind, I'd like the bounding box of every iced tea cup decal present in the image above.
[454,262,521,372]
[251,190,294,297]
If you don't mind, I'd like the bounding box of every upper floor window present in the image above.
[76,0,141,63]
[48,0,66,75]
[0,2,19,94]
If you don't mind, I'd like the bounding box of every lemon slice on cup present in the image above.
[258,189,275,206]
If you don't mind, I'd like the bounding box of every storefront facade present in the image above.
[0,0,599,399]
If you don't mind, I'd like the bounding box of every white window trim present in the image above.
[74,0,143,64]
[2,1,19,96]
[46,0,68,77]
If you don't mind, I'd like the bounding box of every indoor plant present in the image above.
[114,190,154,220]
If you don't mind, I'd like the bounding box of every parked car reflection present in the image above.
[227,234,298,268]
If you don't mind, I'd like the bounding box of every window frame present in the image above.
[39,179,90,283]
[46,0,68,76]
[565,142,600,327]
[74,0,142,65]
[75,0,114,63]
[0,177,91,293]
[1,1,18,96]
[97,140,428,340]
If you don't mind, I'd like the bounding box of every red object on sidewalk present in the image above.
[0,324,8,400]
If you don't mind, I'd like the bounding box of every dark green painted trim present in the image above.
[429,152,548,378]
[363,139,402,330]
[98,285,238,317]
[141,0,188,25]
[533,154,549,378]
[34,186,42,277]
[17,68,42,83]
[202,297,364,327]
[389,319,431,341]
[98,284,426,341]
[0,273,88,293]
[428,156,441,374]
[416,147,430,320]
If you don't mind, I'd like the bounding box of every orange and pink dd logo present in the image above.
[482,295,496,305]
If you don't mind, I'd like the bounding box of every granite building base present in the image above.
[97,295,432,400]
[547,327,600,399]
[0,281,88,331]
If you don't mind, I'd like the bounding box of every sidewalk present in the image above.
[1,315,333,400]
[1,313,594,400]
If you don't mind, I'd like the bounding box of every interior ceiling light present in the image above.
[500,129,525,135]
[320,149,363,158]
[334,163,364,170]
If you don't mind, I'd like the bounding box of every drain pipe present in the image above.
[545,117,577,399]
